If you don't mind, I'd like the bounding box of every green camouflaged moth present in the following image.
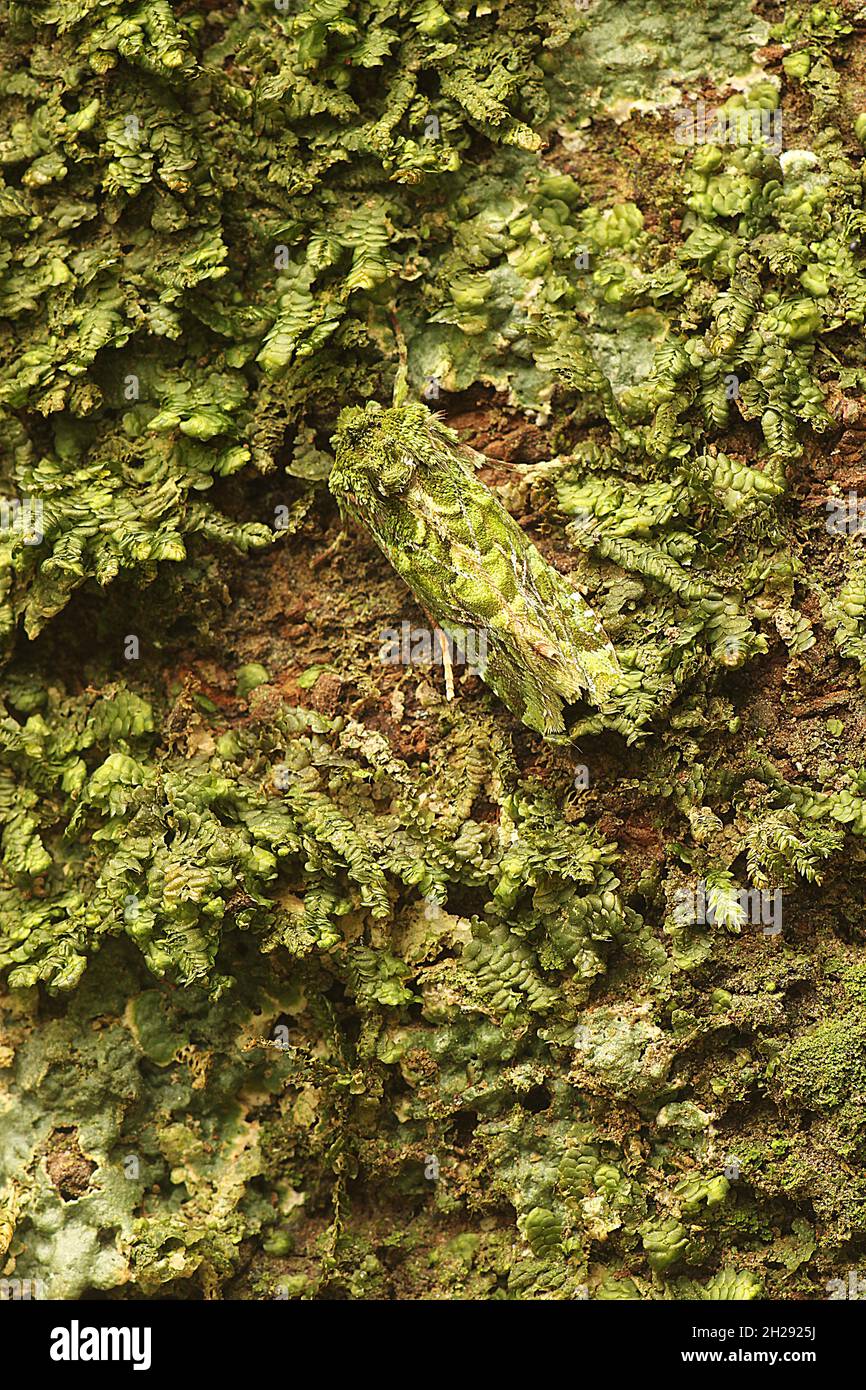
[330,400,621,741]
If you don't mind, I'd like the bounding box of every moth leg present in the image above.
[312,529,349,571]
[436,627,455,701]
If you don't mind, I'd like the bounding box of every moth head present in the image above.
[331,400,432,499]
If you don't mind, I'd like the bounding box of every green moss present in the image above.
[779,1014,866,1112]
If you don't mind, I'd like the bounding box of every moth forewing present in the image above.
[331,400,622,739]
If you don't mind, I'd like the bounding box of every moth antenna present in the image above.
[389,307,409,408]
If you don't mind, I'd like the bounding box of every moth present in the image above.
[329,400,621,741]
